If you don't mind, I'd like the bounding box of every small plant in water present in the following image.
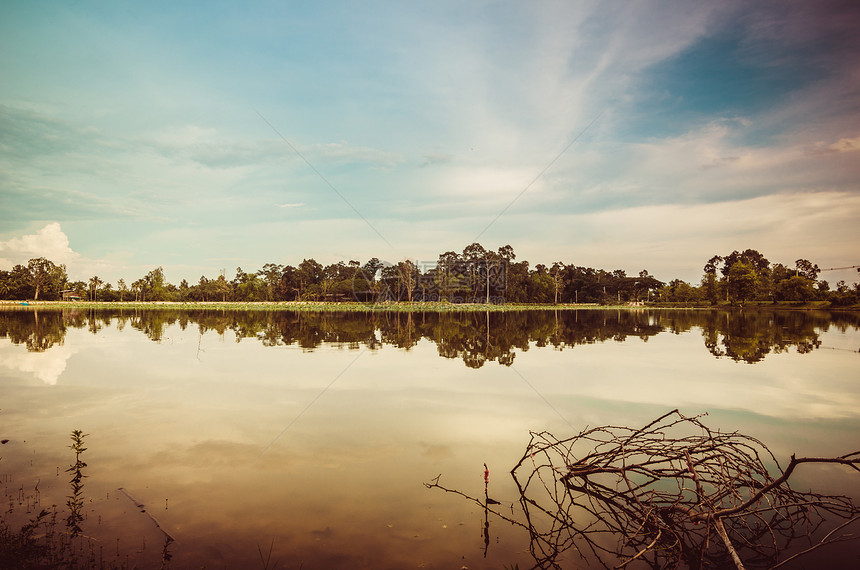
[1,429,129,569]
[66,429,88,537]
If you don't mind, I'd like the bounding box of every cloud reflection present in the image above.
[0,339,74,385]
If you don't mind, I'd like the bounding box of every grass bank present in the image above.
[5,300,623,312]
[3,300,857,311]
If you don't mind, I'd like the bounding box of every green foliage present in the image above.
[6,307,848,369]
[726,261,760,305]
[0,258,68,300]
[2,246,855,306]
[699,249,847,305]
[661,279,702,303]
[775,275,816,302]
[66,430,89,537]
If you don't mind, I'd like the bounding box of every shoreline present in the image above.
[1,300,856,312]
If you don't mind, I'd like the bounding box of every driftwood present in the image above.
[426,410,859,569]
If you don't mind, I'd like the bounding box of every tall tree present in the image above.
[394,260,417,302]
[297,259,323,300]
[28,257,66,300]
[259,263,284,301]
[214,274,231,302]
[776,275,816,302]
[435,251,461,301]
[117,278,127,302]
[462,243,487,300]
[549,262,565,305]
[497,244,516,262]
[132,279,145,301]
[726,261,760,305]
[794,259,820,280]
[144,267,168,301]
[88,276,103,301]
[362,258,384,282]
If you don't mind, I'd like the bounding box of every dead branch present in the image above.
[427,410,860,569]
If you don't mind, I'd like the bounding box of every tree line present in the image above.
[5,307,851,367]
[0,244,857,306]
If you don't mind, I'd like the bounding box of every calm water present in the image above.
[1,308,859,568]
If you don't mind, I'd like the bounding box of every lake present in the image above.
[1,307,859,568]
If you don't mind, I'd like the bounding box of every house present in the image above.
[61,289,83,301]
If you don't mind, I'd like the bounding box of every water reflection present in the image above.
[2,307,858,568]
[0,308,67,352]
[698,310,831,363]
[2,308,857,367]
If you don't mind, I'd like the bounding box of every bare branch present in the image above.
[427,411,860,569]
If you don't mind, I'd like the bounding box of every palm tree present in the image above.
[88,276,103,301]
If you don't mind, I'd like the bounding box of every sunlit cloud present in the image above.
[0,222,79,269]
[827,137,860,153]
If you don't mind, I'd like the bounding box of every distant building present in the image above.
[61,289,82,301]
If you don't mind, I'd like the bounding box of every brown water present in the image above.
[1,308,859,568]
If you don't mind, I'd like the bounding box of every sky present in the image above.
[1,0,859,286]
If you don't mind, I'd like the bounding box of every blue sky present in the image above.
[1,0,859,285]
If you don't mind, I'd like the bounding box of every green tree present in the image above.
[27,257,67,300]
[726,261,760,305]
[1,265,32,299]
[721,250,770,277]
[776,275,816,302]
[662,279,701,303]
[435,251,461,301]
[462,243,488,300]
[233,267,265,301]
[393,260,417,302]
[214,274,231,302]
[259,263,284,301]
[179,279,190,301]
[132,278,145,301]
[0,273,9,299]
[297,259,323,300]
[196,276,211,301]
[549,262,565,305]
[794,258,820,282]
[497,244,516,262]
[701,257,722,304]
[362,258,383,282]
[505,260,529,303]
[527,271,555,304]
[144,267,168,301]
[88,275,103,301]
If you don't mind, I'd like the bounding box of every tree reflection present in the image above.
[1,308,857,367]
[0,309,66,352]
[700,311,826,363]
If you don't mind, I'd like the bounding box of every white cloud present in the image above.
[0,222,79,269]
[465,190,860,283]
[0,224,130,283]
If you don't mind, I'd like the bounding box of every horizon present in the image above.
[3,235,858,292]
